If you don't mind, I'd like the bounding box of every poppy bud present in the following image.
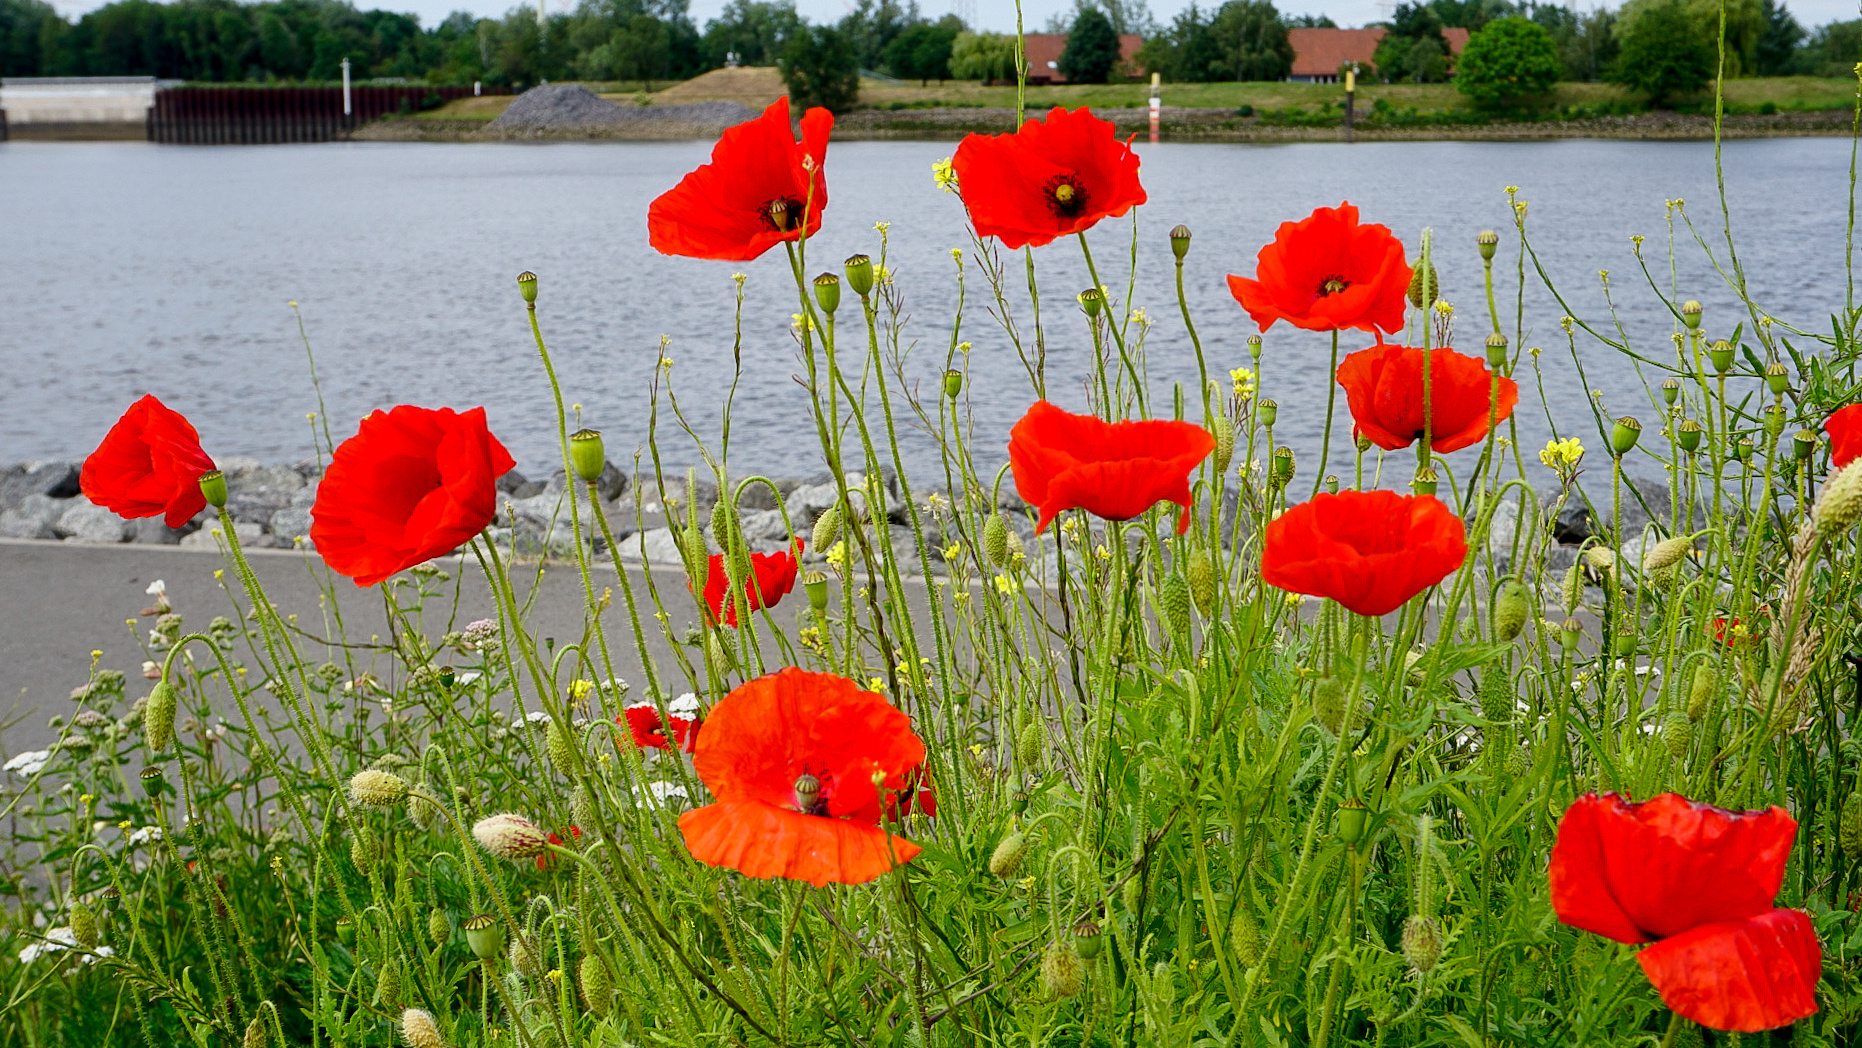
[710,496,740,555]
[1505,743,1532,779]
[350,830,375,874]
[1677,417,1702,452]
[243,1016,268,1048]
[1311,676,1346,734]
[844,254,874,297]
[792,773,822,814]
[1764,361,1790,396]
[1680,299,1702,329]
[1559,616,1583,648]
[1017,718,1043,770]
[1407,260,1439,308]
[1004,527,1025,566]
[580,953,614,1017]
[1660,378,1680,405]
[988,831,1027,877]
[335,914,356,948]
[1793,429,1817,460]
[516,271,538,304]
[143,681,176,753]
[375,963,403,1008]
[1815,462,1862,534]
[472,812,550,862]
[140,766,166,796]
[1687,664,1716,721]
[427,909,450,946]
[1476,229,1499,260]
[1708,339,1735,374]
[811,503,841,552]
[981,513,1010,567]
[1644,535,1694,572]
[1840,793,1862,854]
[462,914,503,961]
[69,902,98,949]
[1479,663,1514,722]
[1411,465,1438,497]
[1258,398,1278,428]
[1271,446,1294,484]
[1336,797,1368,846]
[1077,287,1104,318]
[803,570,829,612]
[1598,417,1640,458]
[1212,415,1235,476]
[1484,331,1508,370]
[1157,572,1192,641]
[1584,545,1615,574]
[1169,224,1192,259]
[400,1009,443,1048]
[1041,941,1085,998]
[1763,405,1786,438]
[811,272,840,315]
[1733,436,1755,462]
[1229,907,1263,966]
[942,369,964,399]
[347,768,408,808]
[1186,550,1216,614]
[1073,920,1104,959]
[1660,712,1693,758]
[569,429,605,484]
[1324,474,1340,494]
[1247,334,1263,362]
[198,470,227,510]
[546,719,576,772]
[1494,581,1530,641]
[1401,914,1443,974]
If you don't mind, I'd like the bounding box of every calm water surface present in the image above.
[0,137,1851,483]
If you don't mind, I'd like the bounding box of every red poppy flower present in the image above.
[647,98,832,262]
[1336,343,1519,454]
[1826,403,1862,468]
[536,825,583,871]
[950,106,1146,250]
[1226,203,1411,335]
[1551,792,1819,1031]
[310,406,515,587]
[1009,401,1215,535]
[620,694,701,752]
[678,668,928,886]
[80,394,217,528]
[1260,490,1467,617]
[699,541,803,626]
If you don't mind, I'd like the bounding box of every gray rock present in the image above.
[737,509,793,548]
[219,457,305,493]
[737,478,800,511]
[547,460,627,503]
[0,508,56,539]
[1,461,80,506]
[498,469,545,499]
[270,506,314,543]
[225,488,292,527]
[612,527,682,564]
[56,502,130,543]
[6,494,63,530]
[178,521,266,549]
[131,518,188,545]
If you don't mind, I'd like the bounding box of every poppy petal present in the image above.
[1638,909,1821,1033]
[1226,203,1412,335]
[679,799,920,887]
[80,394,216,529]
[1827,403,1862,468]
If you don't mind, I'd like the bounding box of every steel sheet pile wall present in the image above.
[149,85,484,144]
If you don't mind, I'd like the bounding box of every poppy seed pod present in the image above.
[1337,797,1369,846]
[1709,339,1735,374]
[1765,361,1790,396]
[1077,287,1104,317]
[348,768,408,808]
[942,369,964,399]
[569,429,605,483]
[1247,333,1263,362]
[1073,919,1104,959]
[803,570,829,612]
[462,914,503,961]
[1411,465,1438,497]
[1325,474,1340,493]
[1476,229,1499,260]
[335,915,356,948]
[1610,416,1642,456]
[1258,398,1278,428]
[198,469,227,509]
[1042,940,1085,998]
[1762,405,1786,438]
[143,681,176,753]
[988,831,1027,878]
[812,272,840,314]
[139,766,165,796]
[516,271,538,304]
[1678,418,1703,453]
[400,1008,443,1048]
[472,812,550,862]
[1485,331,1508,369]
[1559,616,1583,648]
[1661,378,1680,406]
[844,254,874,296]
[1169,224,1192,259]
[1680,299,1702,329]
[1793,429,1817,460]
[1733,436,1755,462]
[1271,446,1295,484]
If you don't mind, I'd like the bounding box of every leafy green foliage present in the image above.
[1456,16,1562,108]
[1058,4,1120,84]
[1609,0,1715,106]
[1372,2,1451,82]
[948,28,1017,83]
[1139,1,1293,83]
[780,22,857,113]
[883,17,961,84]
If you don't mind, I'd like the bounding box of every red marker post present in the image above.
[1149,72,1160,144]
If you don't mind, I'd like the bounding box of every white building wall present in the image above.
[0,77,158,124]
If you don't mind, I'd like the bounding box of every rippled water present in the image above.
[0,136,1852,486]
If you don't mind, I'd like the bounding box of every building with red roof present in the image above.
[1287,26,1470,83]
[1019,33,1146,85]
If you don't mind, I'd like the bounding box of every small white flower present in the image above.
[3,750,52,776]
[456,670,483,686]
[667,693,701,717]
[126,826,163,846]
[511,710,551,729]
[19,927,75,963]
[145,580,166,598]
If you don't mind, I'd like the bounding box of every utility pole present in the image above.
[1343,63,1356,144]
[1149,71,1160,144]
[340,57,352,132]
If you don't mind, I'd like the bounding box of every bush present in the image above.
[949,29,1016,83]
[1058,5,1119,84]
[780,23,858,114]
[1608,0,1715,107]
[1455,16,1562,109]
[883,19,960,85]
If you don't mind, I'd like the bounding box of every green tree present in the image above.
[1609,0,1713,106]
[1059,4,1119,83]
[948,28,1015,82]
[1208,0,1291,80]
[781,22,857,112]
[701,0,797,65]
[883,17,959,84]
[836,0,915,71]
[1798,18,1859,77]
[1755,0,1802,74]
[0,0,58,74]
[1528,3,1617,80]
[1455,16,1561,107]
[1372,2,1449,81]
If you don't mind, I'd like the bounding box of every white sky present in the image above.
[41,0,1862,39]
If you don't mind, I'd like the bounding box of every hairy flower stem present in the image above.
[1316,328,1340,497]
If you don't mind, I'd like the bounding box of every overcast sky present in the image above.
[42,0,1862,39]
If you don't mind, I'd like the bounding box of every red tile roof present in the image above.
[1019,33,1146,83]
[1288,26,1469,79]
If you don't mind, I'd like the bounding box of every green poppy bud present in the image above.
[427,909,450,947]
[1485,331,1508,370]
[1680,299,1702,329]
[1644,535,1695,573]
[1258,398,1278,428]
[982,512,1009,567]
[1610,416,1642,456]
[1677,417,1702,452]
[1016,716,1043,770]
[942,369,963,399]
[811,503,841,552]
[1041,941,1085,998]
[1480,663,1514,722]
[1077,287,1104,317]
[516,270,538,304]
[462,914,503,961]
[1660,378,1680,406]
[988,832,1027,878]
[1402,914,1443,974]
[569,429,605,484]
[1494,581,1530,641]
[1660,713,1694,758]
[580,953,615,1017]
[69,902,98,949]
[843,254,874,297]
[1186,549,1216,614]
[1157,572,1191,641]
[1312,676,1346,734]
[1708,339,1735,374]
[546,720,576,773]
[1230,907,1263,966]
[198,470,227,510]
[1687,664,1716,721]
[243,1016,268,1048]
[1337,797,1369,846]
[143,681,176,753]
[812,272,840,314]
[1073,920,1104,959]
[1407,259,1439,308]
[1354,431,1373,453]
[1476,229,1499,260]
[1765,361,1789,396]
[1169,224,1191,260]
[1212,415,1235,476]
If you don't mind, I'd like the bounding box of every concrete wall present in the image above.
[1,77,158,140]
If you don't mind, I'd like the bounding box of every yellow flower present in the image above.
[867,677,886,692]
[659,356,674,371]
[1229,366,1256,399]
[943,542,962,560]
[568,679,593,701]
[931,157,959,193]
[1539,437,1585,473]
[1433,300,1454,316]
[874,221,891,234]
[1283,593,1303,608]
[993,574,1016,596]
[826,541,848,573]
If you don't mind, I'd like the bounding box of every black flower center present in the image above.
[762,197,804,232]
[1042,173,1089,218]
[1318,275,1351,297]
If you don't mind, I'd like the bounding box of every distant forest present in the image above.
[0,0,1853,88]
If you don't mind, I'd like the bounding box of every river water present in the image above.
[0,136,1852,487]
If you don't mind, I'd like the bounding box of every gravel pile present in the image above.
[480,84,759,140]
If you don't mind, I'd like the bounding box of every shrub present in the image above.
[949,29,1017,83]
[1058,5,1120,84]
[1609,0,1715,107]
[780,23,858,114]
[1455,16,1563,109]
